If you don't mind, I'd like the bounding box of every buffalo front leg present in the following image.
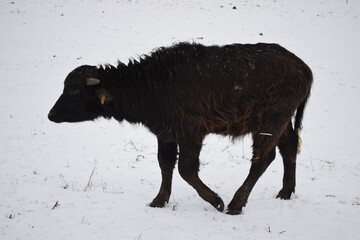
[149,139,178,208]
[178,137,224,212]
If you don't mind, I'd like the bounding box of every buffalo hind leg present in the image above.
[150,139,178,208]
[277,123,298,199]
[227,148,276,215]
[178,137,224,212]
[227,133,278,215]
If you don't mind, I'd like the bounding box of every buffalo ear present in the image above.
[86,78,101,86]
[96,88,114,105]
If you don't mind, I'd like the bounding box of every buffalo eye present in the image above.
[66,87,81,96]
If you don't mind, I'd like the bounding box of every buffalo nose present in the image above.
[48,109,55,120]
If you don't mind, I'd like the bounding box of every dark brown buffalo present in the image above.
[48,42,312,214]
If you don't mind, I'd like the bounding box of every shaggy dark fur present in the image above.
[49,42,313,214]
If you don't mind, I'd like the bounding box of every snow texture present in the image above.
[1,0,359,239]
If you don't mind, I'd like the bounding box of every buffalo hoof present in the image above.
[212,196,225,212]
[225,208,242,215]
[149,199,168,208]
[276,189,294,200]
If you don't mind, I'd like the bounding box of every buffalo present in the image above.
[48,42,312,214]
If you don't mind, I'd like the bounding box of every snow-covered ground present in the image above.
[1,0,359,239]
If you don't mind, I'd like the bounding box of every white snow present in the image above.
[1,0,360,239]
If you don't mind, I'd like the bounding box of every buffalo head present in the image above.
[48,65,113,123]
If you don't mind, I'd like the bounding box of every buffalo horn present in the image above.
[86,78,101,86]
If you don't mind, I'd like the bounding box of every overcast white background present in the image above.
[1,0,359,239]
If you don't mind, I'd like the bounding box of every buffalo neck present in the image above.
[102,61,156,124]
